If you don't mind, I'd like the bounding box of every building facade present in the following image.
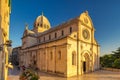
[20,11,100,77]
[0,0,11,80]
[11,46,21,65]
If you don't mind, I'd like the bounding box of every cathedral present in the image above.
[20,11,100,77]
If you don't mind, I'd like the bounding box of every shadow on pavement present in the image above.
[8,66,20,75]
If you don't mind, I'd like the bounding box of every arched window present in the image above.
[72,51,76,65]
[58,51,61,60]
[70,27,72,33]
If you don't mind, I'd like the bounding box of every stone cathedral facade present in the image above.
[20,11,100,77]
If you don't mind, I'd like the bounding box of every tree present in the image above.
[112,47,120,59]
[100,54,115,68]
[100,47,120,68]
[112,58,120,69]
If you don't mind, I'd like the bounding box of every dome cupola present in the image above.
[33,12,51,33]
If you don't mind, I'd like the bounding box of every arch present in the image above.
[81,50,91,58]
[81,50,92,73]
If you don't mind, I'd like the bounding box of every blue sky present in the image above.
[10,0,120,56]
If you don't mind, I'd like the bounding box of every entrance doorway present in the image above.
[83,61,86,73]
[82,52,90,74]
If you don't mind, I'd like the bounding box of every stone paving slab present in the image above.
[8,70,120,80]
[8,76,19,80]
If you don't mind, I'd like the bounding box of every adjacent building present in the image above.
[20,11,100,77]
[0,0,11,80]
[11,46,21,65]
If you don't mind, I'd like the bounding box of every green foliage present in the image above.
[19,68,39,80]
[100,54,115,68]
[112,47,120,59]
[100,47,120,69]
[112,58,120,69]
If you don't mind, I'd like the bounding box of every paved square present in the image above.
[9,70,120,80]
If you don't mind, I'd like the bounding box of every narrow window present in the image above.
[58,51,61,60]
[50,52,53,60]
[44,37,45,41]
[49,35,51,40]
[61,30,64,36]
[55,32,57,38]
[40,24,43,27]
[72,53,76,65]
[70,27,72,33]
[30,52,32,62]
[37,24,39,26]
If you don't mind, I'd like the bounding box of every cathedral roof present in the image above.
[36,17,77,36]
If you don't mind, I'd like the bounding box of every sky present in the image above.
[10,0,120,56]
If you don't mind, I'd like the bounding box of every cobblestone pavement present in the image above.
[9,69,120,80]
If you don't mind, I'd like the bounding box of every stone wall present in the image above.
[102,68,120,72]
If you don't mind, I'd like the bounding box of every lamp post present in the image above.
[0,40,13,80]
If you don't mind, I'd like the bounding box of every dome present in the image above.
[34,14,51,29]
